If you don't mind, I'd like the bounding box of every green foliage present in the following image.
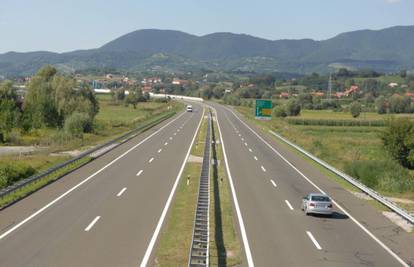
[0,81,21,141]
[223,94,241,106]
[64,112,93,137]
[388,95,413,114]
[286,99,301,116]
[350,101,362,118]
[375,96,387,114]
[286,118,385,127]
[0,162,36,189]
[382,118,414,169]
[344,160,414,193]
[273,105,287,118]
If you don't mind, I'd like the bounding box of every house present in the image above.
[142,85,152,93]
[105,74,113,79]
[334,92,345,98]
[142,77,162,85]
[344,85,359,96]
[311,92,325,97]
[404,92,414,100]
[279,92,289,99]
[172,78,189,86]
[388,82,399,88]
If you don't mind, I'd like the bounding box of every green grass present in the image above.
[0,156,91,209]
[209,114,242,266]
[154,162,202,266]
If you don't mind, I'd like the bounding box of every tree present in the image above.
[350,101,362,118]
[273,106,287,117]
[0,81,20,141]
[382,119,414,169]
[389,95,412,113]
[286,99,301,116]
[375,96,387,114]
[23,65,60,128]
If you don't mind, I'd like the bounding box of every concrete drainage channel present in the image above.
[188,110,212,267]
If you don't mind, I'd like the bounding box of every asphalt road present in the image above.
[209,102,414,267]
[1,101,413,267]
[0,104,204,267]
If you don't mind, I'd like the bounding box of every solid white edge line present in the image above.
[209,106,255,267]
[139,106,205,267]
[270,179,277,188]
[136,170,143,177]
[0,111,186,240]
[149,157,154,163]
[85,216,101,232]
[285,200,294,210]
[306,231,322,250]
[226,107,409,267]
[117,187,127,197]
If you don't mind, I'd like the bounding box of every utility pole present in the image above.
[328,72,332,102]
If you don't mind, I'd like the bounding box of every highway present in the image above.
[0,101,413,267]
[0,105,204,267]
[209,102,414,267]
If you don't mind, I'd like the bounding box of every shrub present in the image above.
[64,112,93,137]
[350,101,362,118]
[286,99,301,116]
[344,160,414,193]
[273,106,287,117]
[0,162,36,189]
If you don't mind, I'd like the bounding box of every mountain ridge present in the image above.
[1,25,414,76]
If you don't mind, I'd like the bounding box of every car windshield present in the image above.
[311,196,330,202]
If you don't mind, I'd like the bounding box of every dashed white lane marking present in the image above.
[117,187,127,197]
[270,179,277,187]
[241,138,244,141]
[306,231,322,250]
[254,156,258,161]
[238,134,241,137]
[136,170,143,176]
[177,129,180,132]
[164,142,168,146]
[244,142,248,146]
[248,148,252,152]
[169,137,173,140]
[174,132,177,136]
[285,200,294,210]
[158,149,162,153]
[85,216,100,232]
[149,157,154,163]
[261,166,266,172]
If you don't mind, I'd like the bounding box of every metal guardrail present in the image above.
[188,111,211,267]
[269,130,414,224]
[0,111,177,203]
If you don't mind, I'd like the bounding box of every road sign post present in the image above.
[255,99,272,120]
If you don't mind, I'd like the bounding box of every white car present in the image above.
[186,105,193,112]
[302,193,333,216]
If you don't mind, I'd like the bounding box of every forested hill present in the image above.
[1,26,414,76]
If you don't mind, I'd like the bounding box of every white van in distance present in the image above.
[186,105,193,112]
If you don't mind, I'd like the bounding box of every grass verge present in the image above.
[209,113,243,266]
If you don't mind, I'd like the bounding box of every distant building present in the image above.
[106,74,113,79]
[404,92,414,100]
[311,92,325,97]
[172,78,189,86]
[142,77,162,85]
[388,82,399,88]
[344,85,359,96]
[142,85,152,93]
[334,92,345,98]
[279,92,289,99]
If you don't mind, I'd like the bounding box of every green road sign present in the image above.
[255,99,272,120]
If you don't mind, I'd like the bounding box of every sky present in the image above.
[0,0,413,53]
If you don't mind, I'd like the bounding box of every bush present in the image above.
[286,99,301,116]
[273,106,287,117]
[64,112,93,137]
[0,162,36,189]
[350,101,362,118]
[344,160,414,193]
